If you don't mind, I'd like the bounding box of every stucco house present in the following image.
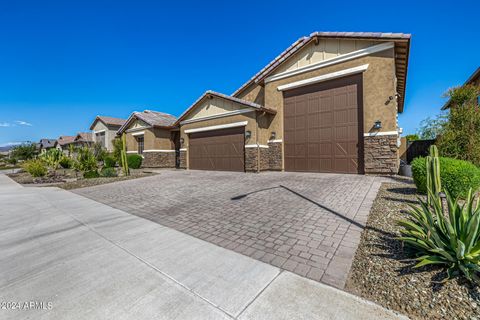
[175,32,411,174]
[89,116,126,151]
[442,66,480,110]
[117,110,178,167]
[38,139,57,153]
[72,132,94,148]
[56,135,76,153]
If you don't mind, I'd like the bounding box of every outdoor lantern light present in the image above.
[374,120,382,129]
[245,130,252,140]
[270,131,276,140]
[180,137,184,145]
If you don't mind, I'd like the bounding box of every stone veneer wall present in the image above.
[142,151,176,168]
[267,142,282,171]
[245,147,258,172]
[364,135,399,174]
[179,150,187,169]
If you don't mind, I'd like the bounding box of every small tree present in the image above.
[437,85,480,165]
[405,134,420,141]
[10,143,38,160]
[416,113,448,139]
[111,137,123,162]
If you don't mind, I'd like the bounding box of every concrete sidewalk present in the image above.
[0,175,407,320]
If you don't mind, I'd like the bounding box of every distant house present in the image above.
[56,135,76,153]
[38,139,58,153]
[442,67,480,110]
[117,110,178,168]
[89,116,126,151]
[72,132,94,148]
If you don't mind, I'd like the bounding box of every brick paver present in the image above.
[74,170,380,288]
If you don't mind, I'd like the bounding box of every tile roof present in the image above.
[175,90,276,125]
[118,110,178,134]
[89,115,126,129]
[75,132,94,142]
[232,31,411,112]
[39,139,57,148]
[57,135,76,146]
[442,67,480,110]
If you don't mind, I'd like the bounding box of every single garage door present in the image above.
[189,127,245,172]
[284,74,363,173]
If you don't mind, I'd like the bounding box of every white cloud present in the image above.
[0,122,11,127]
[15,120,32,126]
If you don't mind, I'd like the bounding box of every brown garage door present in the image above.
[189,127,245,172]
[284,74,363,173]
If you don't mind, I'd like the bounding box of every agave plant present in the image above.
[398,145,480,283]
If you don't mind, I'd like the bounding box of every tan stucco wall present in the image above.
[124,119,174,153]
[263,48,398,140]
[188,96,249,120]
[91,121,120,151]
[274,39,377,75]
[236,83,265,106]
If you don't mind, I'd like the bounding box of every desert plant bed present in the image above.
[345,178,480,320]
[57,170,155,190]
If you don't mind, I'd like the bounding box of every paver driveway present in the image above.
[75,170,381,288]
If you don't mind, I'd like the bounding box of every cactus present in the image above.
[426,145,442,206]
[121,133,129,176]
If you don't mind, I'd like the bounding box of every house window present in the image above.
[95,131,106,148]
[136,136,144,154]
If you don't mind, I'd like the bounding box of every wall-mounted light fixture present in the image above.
[374,120,382,129]
[180,137,184,146]
[270,131,276,140]
[245,130,252,140]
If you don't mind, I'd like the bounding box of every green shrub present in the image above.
[127,154,142,169]
[23,159,47,177]
[100,167,117,177]
[83,170,99,179]
[59,156,72,169]
[73,147,98,172]
[400,145,480,284]
[412,156,480,198]
[103,156,116,168]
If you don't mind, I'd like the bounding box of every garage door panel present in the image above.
[189,127,245,172]
[284,74,362,173]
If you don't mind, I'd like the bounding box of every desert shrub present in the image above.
[73,147,97,172]
[40,148,63,170]
[100,167,117,177]
[103,155,116,168]
[412,156,480,199]
[112,138,123,161]
[127,154,142,169]
[399,146,480,283]
[92,142,107,161]
[59,156,72,169]
[23,159,47,177]
[83,170,100,179]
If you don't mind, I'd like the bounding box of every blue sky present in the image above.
[0,0,478,146]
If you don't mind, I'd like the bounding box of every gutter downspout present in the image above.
[256,111,260,173]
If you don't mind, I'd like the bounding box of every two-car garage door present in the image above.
[189,127,245,172]
[284,75,363,174]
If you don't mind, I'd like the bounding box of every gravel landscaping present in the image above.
[345,178,480,319]
[7,169,156,190]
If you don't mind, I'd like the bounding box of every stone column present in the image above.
[363,135,399,174]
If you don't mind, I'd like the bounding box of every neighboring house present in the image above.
[56,135,76,153]
[89,116,126,151]
[442,67,480,110]
[117,110,178,167]
[38,139,58,153]
[72,132,94,148]
[175,32,411,174]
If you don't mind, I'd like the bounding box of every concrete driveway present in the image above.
[75,170,380,288]
[0,175,405,320]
